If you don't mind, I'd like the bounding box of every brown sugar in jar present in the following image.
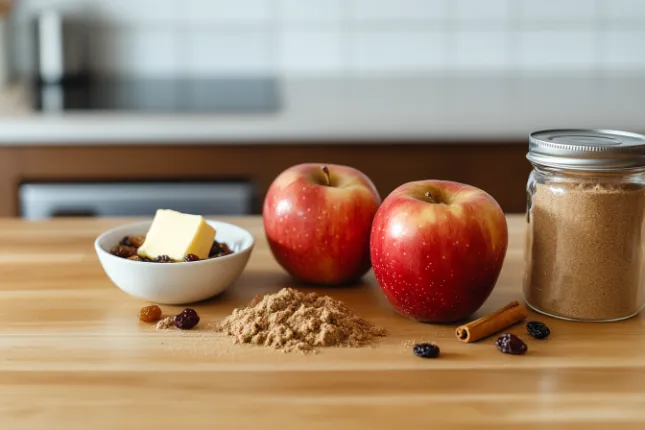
[525,129,645,322]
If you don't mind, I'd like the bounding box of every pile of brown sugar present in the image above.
[214,287,386,353]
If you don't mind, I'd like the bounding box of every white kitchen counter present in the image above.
[0,74,643,145]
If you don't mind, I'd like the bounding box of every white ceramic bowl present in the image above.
[95,220,254,304]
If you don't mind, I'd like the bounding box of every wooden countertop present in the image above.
[1,215,644,429]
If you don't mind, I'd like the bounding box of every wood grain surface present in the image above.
[1,215,644,429]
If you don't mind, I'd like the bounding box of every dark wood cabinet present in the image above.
[0,143,530,217]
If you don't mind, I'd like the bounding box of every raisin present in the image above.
[209,241,233,258]
[128,255,143,261]
[156,255,173,263]
[120,235,145,248]
[413,343,440,358]
[139,305,162,323]
[208,241,222,257]
[219,242,233,255]
[495,333,527,355]
[110,245,138,258]
[526,321,550,339]
[184,254,200,262]
[174,308,200,329]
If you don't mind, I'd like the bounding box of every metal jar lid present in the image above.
[527,129,645,171]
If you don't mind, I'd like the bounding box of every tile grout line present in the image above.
[268,0,281,76]
[443,0,456,75]
[340,0,352,77]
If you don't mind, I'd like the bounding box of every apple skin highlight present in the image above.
[370,180,508,322]
[263,163,381,285]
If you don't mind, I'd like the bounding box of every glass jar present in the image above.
[524,129,645,322]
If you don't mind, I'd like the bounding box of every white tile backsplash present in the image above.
[181,0,272,25]
[455,31,510,70]
[10,0,645,78]
[349,31,446,74]
[278,0,343,23]
[349,0,448,22]
[518,0,597,22]
[455,0,511,23]
[603,0,645,21]
[518,31,597,71]
[182,30,273,76]
[91,0,178,24]
[280,31,343,74]
[600,31,645,70]
[89,28,179,77]
[12,0,94,21]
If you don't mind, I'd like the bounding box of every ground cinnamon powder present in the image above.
[525,182,645,321]
[214,287,386,353]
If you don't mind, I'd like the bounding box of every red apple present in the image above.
[370,180,508,322]
[263,163,381,285]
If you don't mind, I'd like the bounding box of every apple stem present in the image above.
[425,191,436,203]
[322,166,332,186]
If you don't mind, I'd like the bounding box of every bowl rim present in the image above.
[94,219,255,266]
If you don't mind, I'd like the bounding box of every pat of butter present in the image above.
[137,209,216,261]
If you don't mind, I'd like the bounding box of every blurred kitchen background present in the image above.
[0,0,643,218]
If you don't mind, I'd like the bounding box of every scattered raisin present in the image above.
[526,321,551,339]
[156,255,173,263]
[110,245,138,258]
[128,255,143,261]
[413,343,440,358]
[174,308,200,329]
[495,333,528,355]
[120,235,145,248]
[184,254,200,262]
[139,305,162,323]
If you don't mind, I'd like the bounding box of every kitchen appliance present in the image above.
[34,10,88,84]
[31,10,280,113]
[32,77,281,113]
[19,182,255,220]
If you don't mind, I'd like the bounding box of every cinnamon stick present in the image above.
[455,301,528,343]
